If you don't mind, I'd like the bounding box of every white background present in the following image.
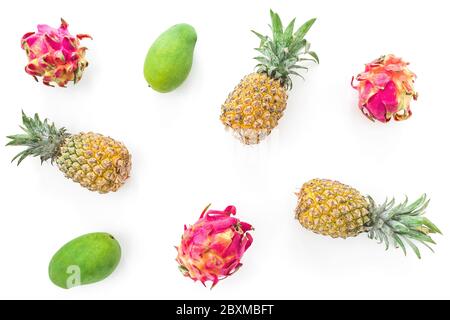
[0,0,449,300]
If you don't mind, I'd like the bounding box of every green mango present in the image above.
[144,24,197,93]
[48,232,121,289]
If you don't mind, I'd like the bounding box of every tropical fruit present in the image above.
[295,179,441,258]
[7,112,131,193]
[176,205,254,288]
[220,10,318,144]
[21,18,91,87]
[49,232,121,289]
[144,24,197,92]
[352,54,418,122]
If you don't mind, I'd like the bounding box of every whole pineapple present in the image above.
[220,10,319,145]
[295,179,441,258]
[7,112,131,193]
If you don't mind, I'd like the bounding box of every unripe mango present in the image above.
[144,23,197,93]
[49,233,121,289]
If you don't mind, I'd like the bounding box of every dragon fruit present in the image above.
[352,54,418,123]
[21,19,92,87]
[176,205,254,288]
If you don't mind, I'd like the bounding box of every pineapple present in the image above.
[220,10,319,145]
[7,112,131,193]
[295,179,442,258]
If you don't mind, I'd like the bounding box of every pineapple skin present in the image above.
[56,133,131,193]
[220,72,288,145]
[295,179,371,238]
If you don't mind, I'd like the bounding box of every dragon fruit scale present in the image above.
[21,19,92,87]
[352,54,418,123]
[176,205,254,288]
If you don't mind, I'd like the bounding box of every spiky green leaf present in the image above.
[393,234,407,256]
[270,9,283,40]
[308,51,320,64]
[422,217,442,235]
[251,30,268,43]
[367,194,440,258]
[295,18,317,40]
[283,18,296,41]
[403,237,421,259]
[252,10,318,89]
[6,111,69,165]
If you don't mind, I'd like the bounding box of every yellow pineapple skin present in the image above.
[295,179,371,239]
[56,132,131,193]
[220,72,288,145]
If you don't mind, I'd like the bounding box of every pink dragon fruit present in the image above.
[352,54,418,123]
[176,205,254,288]
[21,19,92,87]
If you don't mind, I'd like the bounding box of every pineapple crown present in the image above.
[367,194,442,259]
[6,111,69,165]
[252,10,319,90]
